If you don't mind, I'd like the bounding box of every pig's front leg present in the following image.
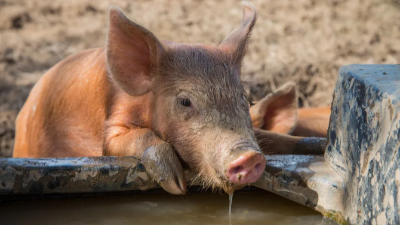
[104,127,186,195]
[254,129,326,155]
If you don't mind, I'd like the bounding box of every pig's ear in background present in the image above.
[249,82,298,134]
[219,1,256,66]
[107,7,165,96]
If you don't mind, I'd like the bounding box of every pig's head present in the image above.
[106,2,266,193]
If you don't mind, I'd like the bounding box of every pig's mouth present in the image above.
[187,168,240,193]
[190,170,257,194]
[186,166,263,194]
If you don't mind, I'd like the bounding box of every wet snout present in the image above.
[225,147,266,185]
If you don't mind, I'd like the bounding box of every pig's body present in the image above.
[250,82,331,138]
[292,106,331,137]
[14,48,168,158]
[13,3,270,194]
[14,49,109,158]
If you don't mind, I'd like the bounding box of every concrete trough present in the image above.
[0,156,158,196]
[1,65,399,224]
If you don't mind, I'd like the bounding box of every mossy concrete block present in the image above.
[326,64,400,224]
[257,64,400,225]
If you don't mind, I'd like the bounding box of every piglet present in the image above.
[14,2,268,194]
[250,82,331,138]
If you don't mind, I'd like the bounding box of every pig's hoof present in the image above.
[142,143,186,195]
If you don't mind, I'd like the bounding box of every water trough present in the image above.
[1,64,399,225]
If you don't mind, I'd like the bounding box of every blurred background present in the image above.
[0,0,399,157]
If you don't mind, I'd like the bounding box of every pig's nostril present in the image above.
[226,152,266,185]
[231,166,243,174]
[255,162,263,172]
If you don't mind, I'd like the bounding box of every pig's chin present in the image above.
[190,166,247,194]
[182,157,251,193]
[212,178,248,194]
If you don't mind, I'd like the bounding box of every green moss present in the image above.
[322,211,350,225]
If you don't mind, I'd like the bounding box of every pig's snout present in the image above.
[226,150,266,185]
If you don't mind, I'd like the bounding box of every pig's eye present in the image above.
[249,100,255,107]
[179,98,191,107]
[242,94,255,107]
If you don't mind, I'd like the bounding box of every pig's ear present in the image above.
[107,7,165,96]
[249,82,298,134]
[219,1,256,66]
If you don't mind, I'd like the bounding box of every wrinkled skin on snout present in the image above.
[13,2,266,194]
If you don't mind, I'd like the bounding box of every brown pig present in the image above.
[13,2,268,194]
[250,82,331,138]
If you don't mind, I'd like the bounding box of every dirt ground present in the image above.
[1,0,399,157]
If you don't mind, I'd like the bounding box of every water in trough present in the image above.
[0,189,337,225]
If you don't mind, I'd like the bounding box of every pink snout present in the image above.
[226,151,266,184]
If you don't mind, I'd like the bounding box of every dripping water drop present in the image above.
[229,192,234,225]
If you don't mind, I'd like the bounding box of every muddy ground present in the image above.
[1,0,399,157]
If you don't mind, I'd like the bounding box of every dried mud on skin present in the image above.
[0,0,399,157]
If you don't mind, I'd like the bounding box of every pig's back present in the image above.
[292,107,331,138]
[13,48,111,157]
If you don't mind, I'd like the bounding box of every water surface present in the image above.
[0,189,337,225]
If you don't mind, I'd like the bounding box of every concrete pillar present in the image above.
[326,64,400,224]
